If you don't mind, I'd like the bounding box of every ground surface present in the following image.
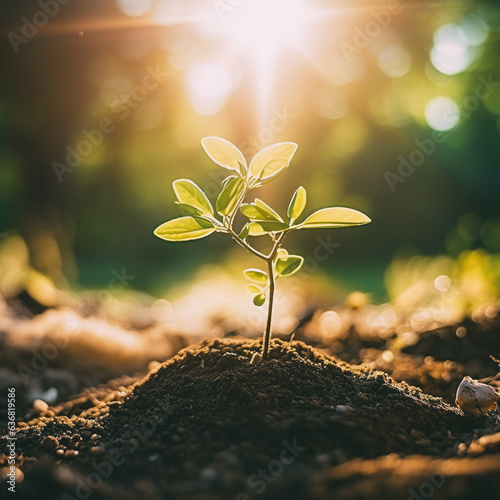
[1,335,500,500]
[1,291,500,499]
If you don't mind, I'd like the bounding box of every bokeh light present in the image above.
[425,96,460,131]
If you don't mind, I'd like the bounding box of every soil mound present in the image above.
[5,338,500,499]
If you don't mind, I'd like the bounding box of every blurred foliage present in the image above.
[0,0,499,301]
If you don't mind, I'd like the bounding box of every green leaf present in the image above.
[201,136,247,172]
[243,268,267,284]
[216,177,245,216]
[173,179,213,216]
[217,175,237,196]
[175,202,203,216]
[247,221,289,236]
[277,248,289,259]
[254,199,284,222]
[237,161,247,178]
[246,284,263,294]
[240,204,264,220]
[249,142,298,182]
[287,186,307,223]
[154,217,215,241]
[275,255,304,276]
[253,293,266,306]
[239,224,250,240]
[298,207,371,229]
[240,199,283,222]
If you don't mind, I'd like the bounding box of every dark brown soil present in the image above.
[3,338,500,500]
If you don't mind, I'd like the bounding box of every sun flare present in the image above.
[207,0,314,124]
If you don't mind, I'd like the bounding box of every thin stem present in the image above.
[262,258,275,359]
[227,227,268,260]
[261,231,286,358]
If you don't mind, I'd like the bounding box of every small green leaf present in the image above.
[298,207,371,229]
[239,224,250,240]
[243,268,267,284]
[240,204,264,220]
[173,179,214,216]
[175,202,203,216]
[249,142,297,182]
[287,186,307,223]
[240,199,283,222]
[246,284,263,294]
[216,177,245,216]
[254,199,284,222]
[277,248,289,259]
[217,175,237,196]
[275,255,304,276]
[237,161,247,178]
[247,221,289,236]
[201,136,247,172]
[154,217,215,241]
[253,293,266,306]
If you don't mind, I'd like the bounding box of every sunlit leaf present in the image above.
[287,186,307,223]
[243,268,267,284]
[216,177,245,216]
[173,179,213,216]
[154,217,215,241]
[240,199,284,222]
[246,284,263,294]
[277,248,289,259]
[217,175,237,196]
[201,136,247,172]
[240,204,263,220]
[249,142,298,181]
[239,223,250,240]
[175,202,203,216]
[247,221,289,236]
[298,207,371,229]
[253,293,266,306]
[275,255,304,276]
[237,161,247,178]
[254,199,284,222]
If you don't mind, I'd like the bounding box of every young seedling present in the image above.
[154,137,371,359]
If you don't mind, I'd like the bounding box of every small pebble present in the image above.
[42,436,59,451]
[33,399,49,413]
[90,446,104,456]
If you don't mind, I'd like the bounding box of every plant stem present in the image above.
[262,257,275,359]
[227,227,267,260]
[261,232,286,358]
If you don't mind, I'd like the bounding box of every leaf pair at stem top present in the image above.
[154,136,371,359]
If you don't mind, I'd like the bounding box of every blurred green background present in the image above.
[0,0,499,303]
